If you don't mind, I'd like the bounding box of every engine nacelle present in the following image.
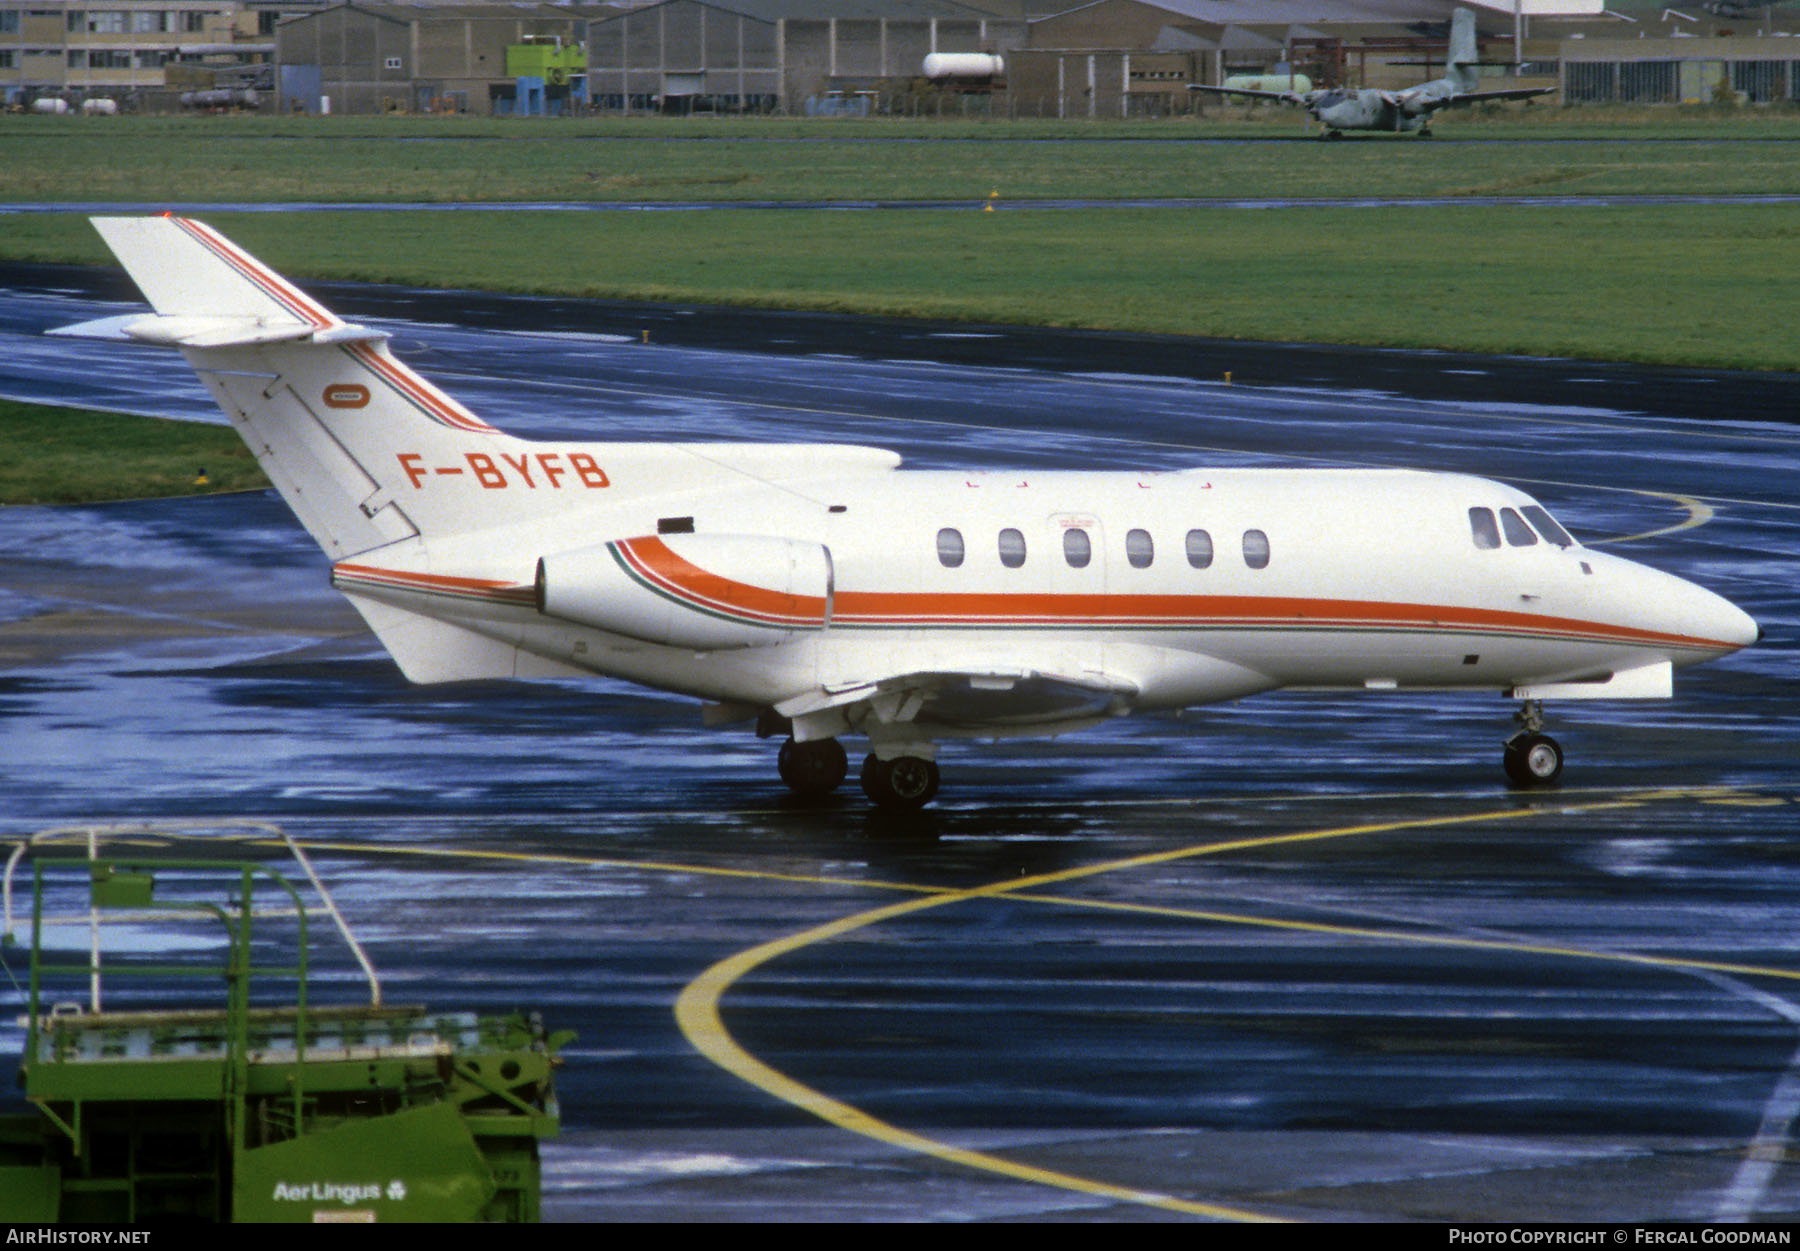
[536,533,833,651]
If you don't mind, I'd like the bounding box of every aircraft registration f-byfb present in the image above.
[57,217,1758,810]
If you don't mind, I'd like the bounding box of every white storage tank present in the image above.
[922,53,1004,80]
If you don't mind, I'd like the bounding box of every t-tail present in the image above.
[62,216,899,561]
[62,215,542,561]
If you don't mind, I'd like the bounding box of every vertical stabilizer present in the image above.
[86,216,527,560]
[1445,6,1479,93]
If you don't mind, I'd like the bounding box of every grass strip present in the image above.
[7,205,1796,371]
[0,399,266,505]
[3,112,1800,203]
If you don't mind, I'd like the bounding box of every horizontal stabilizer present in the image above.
[50,313,387,349]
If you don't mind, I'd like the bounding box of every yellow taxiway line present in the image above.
[142,789,1789,1219]
[673,790,1800,1221]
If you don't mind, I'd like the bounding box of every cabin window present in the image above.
[1126,528,1154,569]
[1242,529,1271,569]
[1499,508,1538,547]
[1063,528,1092,568]
[936,527,964,568]
[1185,529,1213,569]
[1469,508,1501,550]
[998,528,1026,568]
[1522,505,1575,548]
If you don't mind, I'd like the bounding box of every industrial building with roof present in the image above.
[0,0,270,108]
[265,0,1800,117]
[273,2,612,114]
[7,0,1796,115]
[580,0,1023,114]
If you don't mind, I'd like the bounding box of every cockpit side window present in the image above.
[1521,505,1575,548]
[1499,508,1539,547]
[936,527,964,568]
[1469,507,1501,550]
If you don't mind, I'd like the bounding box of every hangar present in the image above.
[274,2,612,114]
[582,0,1023,115]
[249,0,1800,115]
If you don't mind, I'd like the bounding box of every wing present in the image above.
[1187,84,1308,106]
[778,665,1140,739]
[1421,85,1555,112]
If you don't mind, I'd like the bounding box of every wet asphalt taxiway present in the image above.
[1,268,1798,1222]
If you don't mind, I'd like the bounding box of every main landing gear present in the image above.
[1503,700,1564,788]
[777,736,847,796]
[775,736,940,811]
[859,753,940,812]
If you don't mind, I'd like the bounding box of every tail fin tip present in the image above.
[90,215,341,331]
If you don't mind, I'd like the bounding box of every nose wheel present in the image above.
[1503,701,1563,788]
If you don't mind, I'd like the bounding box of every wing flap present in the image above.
[780,664,1138,735]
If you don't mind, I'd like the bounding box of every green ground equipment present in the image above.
[0,822,569,1222]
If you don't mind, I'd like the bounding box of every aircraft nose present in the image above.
[1675,573,1758,655]
[1613,557,1757,657]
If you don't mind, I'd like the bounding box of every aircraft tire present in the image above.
[860,753,940,811]
[778,736,847,795]
[1503,732,1563,788]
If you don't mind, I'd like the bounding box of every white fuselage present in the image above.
[333,463,1756,741]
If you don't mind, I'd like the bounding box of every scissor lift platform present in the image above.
[0,823,569,1223]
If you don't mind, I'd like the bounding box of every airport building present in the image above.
[5,0,1796,114]
[0,0,272,108]
[1009,0,1800,118]
[581,0,1024,116]
[274,2,612,114]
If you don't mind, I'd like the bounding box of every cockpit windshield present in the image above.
[1469,503,1579,550]
[1521,506,1576,548]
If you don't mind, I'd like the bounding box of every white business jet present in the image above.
[56,217,1758,810]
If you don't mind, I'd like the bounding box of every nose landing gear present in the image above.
[1503,700,1564,788]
